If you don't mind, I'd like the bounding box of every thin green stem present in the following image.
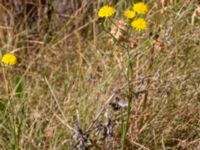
[121,45,133,150]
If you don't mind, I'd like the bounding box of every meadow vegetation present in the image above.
[0,0,200,149]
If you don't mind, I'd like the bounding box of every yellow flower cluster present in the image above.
[124,2,148,31]
[98,5,116,18]
[1,53,17,65]
[124,2,148,19]
[98,2,148,31]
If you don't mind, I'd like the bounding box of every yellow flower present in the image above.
[98,5,116,18]
[131,18,147,31]
[1,53,17,65]
[124,10,136,19]
[133,2,148,15]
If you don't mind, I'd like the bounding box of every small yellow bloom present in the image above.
[124,10,136,19]
[131,18,147,31]
[98,5,116,18]
[1,53,17,65]
[133,2,148,15]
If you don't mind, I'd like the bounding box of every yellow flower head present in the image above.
[133,2,148,15]
[98,5,116,18]
[131,18,147,31]
[124,10,136,19]
[1,53,17,65]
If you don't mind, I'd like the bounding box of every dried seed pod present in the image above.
[110,19,128,41]
[152,38,165,53]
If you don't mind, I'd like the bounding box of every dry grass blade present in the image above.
[45,77,76,132]
[191,5,200,25]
